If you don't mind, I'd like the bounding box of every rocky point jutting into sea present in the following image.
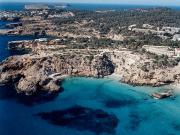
[0,47,114,95]
[0,7,180,96]
[0,38,180,95]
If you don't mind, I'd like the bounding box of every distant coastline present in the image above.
[0,2,180,11]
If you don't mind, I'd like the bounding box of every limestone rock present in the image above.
[0,53,115,95]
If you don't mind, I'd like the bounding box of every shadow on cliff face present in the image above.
[37,106,119,135]
[9,49,31,56]
[0,85,63,106]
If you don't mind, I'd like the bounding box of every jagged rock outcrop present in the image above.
[110,50,180,86]
[0,53,115,95]
[1,40,180,96]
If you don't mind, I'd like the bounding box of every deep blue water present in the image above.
[0,20,12,29]
[0,34,39,61]
[0,21,47,61]
[0,2,180,11]
[0,4,180,135]
[0,77,180,135]
[0,3,25,11]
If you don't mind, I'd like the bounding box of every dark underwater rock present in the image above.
[16,89,62,106]
[37,106,118,134]
[128,111,148,131]
[104,98,137,108]
[0,85,63,106]
[172,122,180,131]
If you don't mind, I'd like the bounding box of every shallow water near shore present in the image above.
[0,77,180,135]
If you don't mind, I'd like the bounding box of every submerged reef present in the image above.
[37,106,119,134]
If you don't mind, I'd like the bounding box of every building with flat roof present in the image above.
[142,45,175,57]
[175,48,180,57]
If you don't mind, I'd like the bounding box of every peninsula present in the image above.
[0,7,180,95]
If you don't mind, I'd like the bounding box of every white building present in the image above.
[175,48,180,57]
[162,27,180,35]
[128,24,137,31]
[172,34,180,41]
[35,38,48,42]
[142,24,154,29]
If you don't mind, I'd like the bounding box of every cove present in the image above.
[0,77,180,135]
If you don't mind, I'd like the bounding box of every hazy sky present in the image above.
[0,0,180,6]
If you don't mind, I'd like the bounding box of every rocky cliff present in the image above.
[110,50,180,86]
[0,53,115,95]
[1,40,180,95]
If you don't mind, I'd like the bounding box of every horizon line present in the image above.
[0,1,180,7]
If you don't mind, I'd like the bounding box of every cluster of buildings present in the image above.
[23,6,74,19]
[0,11,20,20]
[172,34,180,41]
[161,27,180,35]
[142,45,180,58]
[25,3,69,10]
[26,10,49,17]
[129,24,180,41]
[128,24,180,58]
[48,11,75,18]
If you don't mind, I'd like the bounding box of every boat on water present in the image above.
[150,89,173,99]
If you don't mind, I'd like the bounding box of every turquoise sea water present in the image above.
[0,77,180,135]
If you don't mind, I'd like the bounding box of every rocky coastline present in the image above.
[0,8,180,96]
[0,39,180,96]
[0,43,115,95]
